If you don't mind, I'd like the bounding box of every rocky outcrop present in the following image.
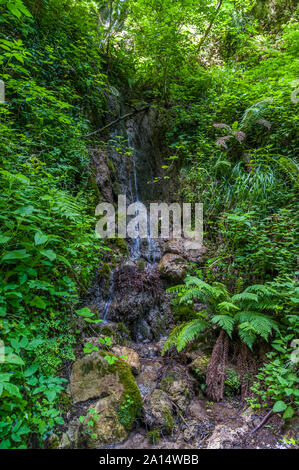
[161,366,195,412]
[90,149,114,204]
[62,350,142,448]
[163,239,207,264]
[143,389,175,434]
[158,239,207,283]
[111,345,141,375]
[158,253,188,282]
[108,266,172,341]
[188,354,210,381]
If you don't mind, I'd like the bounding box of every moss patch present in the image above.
[100,351,142,431]
[172,304,198,323]
[148,429,160,444]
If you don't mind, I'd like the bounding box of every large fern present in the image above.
[164,276,280,353]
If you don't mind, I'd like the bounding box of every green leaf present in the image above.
[283,406,294,419]
[75,307,93,317]
[34,232,48,246]
[0,373,11,383]
[5,353,25,365]
[7,3,21,18]
[40,249,56,261]
[1,250,30,261]
[273,400,287,413]
[29,296,47,309]
[4,382,22,398]
[0,235,10,243]
[45,389,57,402]
[24,364,39,377]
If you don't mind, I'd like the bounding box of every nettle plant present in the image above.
[76,308,120,366]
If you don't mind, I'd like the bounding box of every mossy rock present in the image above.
[108,236,129,255]
[68,351,142,446]
[143,389,175,434]
[172,304,198,323]
[102,351,142,430]
[112,181,121,196]
[148,429,160,444]
[48,433,60,449]
[100,263,111,280]
[138,260,146,270]
[189,354,210,381]
[108,159,116,176]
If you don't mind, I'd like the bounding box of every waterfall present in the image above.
[97,106,162,323]
[102,272,114,322]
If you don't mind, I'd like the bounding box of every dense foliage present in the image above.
[0,0,109,448]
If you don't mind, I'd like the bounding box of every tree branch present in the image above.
[84,106,150,138]
[251,410,274,434]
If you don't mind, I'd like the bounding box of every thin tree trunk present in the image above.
[196,0,224,54]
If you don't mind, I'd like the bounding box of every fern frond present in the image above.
[244,284,274,296]
[232,292,258,303]
[240,98,272,129]
[277,157,299,187]
[236,312,279,341]
[238,323,256,349]
[162,323,186,355]
[217,301,239,314]
[166,284,187,294]
[211,315,235,338]
[176,319,208,352]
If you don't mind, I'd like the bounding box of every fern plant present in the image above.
[163,276,280,354]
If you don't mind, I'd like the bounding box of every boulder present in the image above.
[143,389,175,434]
[84,397,128,447]
[188,354,210,381]
[161,366,194,412]
[158,253,188,282]
[59,419,80,449]
[65,351,142,447]
[136,362,161,397]
[163,239,207,264]
[111,345,141,375]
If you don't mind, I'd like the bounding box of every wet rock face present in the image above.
[90,149,114,204]
[108,266,173,341]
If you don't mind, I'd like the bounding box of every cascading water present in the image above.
[89,102,169,334]
[102,272,114,322]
